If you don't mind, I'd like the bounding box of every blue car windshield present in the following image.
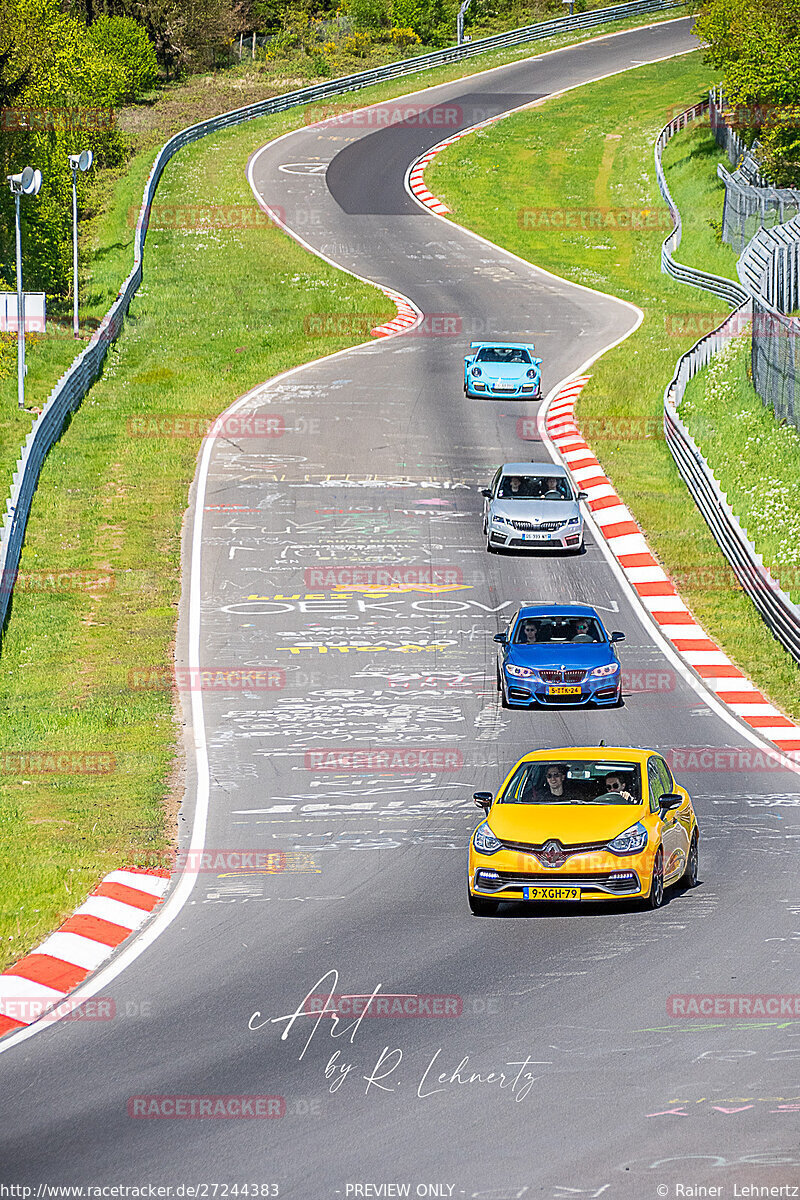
[499,760,642,805]
[498,476,571,500]
[513,617,604,644]
[476,348,531,364]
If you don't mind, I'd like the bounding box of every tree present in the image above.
[87,14,159,101]
[694,0,800,183]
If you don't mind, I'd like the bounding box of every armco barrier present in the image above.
[656,106,800,664]
[0,0,683,635]
[654,98,749,309]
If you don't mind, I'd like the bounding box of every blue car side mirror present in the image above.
[493,633,507,644]
[610,631,625,642]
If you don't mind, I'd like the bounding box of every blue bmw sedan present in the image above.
[494,604,625,709]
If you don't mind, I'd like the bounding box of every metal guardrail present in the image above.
[656,106,800,664]
[654,98,749,308]
[663,306,800,664]
[0,0,684,635]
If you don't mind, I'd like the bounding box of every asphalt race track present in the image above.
[4,17,800,1199]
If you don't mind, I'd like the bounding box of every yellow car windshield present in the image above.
[499,760,641,805]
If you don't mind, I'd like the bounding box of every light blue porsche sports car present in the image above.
[464,342,542,399]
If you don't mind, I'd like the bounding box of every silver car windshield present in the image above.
[497,475,572,500]
[477,348,531,364]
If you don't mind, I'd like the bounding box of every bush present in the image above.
[389,24,421,45]
[87,15,159,103]
[341,29,374,54]
[343,0,392,29]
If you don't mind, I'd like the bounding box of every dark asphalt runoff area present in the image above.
[3,17,800,1200]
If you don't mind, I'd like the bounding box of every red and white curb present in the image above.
[371,286,419,337]
[407,115,505,214]
[0,867,170,1039]
[547,377,800,757]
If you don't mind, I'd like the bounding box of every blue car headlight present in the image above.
[590,662,619,678]
[471,367,481,377]
[607,822,648,855]
[473,821,502,855]
[505,664,535,678]
[526,369,538,379]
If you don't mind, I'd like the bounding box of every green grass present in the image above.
[660,119,738,282]
[427,52,800,718]
[682,335,800,605]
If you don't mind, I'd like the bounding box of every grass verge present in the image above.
[427,52,800,718]
[681,336,800,605]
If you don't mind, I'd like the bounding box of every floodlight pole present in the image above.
[71,162,79,337]
[68,151,92,338]
[457,0,473,45]
[12,189,25,410]
[8,166,42,410]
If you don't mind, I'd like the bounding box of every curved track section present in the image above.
[4,20,800,1199]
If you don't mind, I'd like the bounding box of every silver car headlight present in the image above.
[567,515,581,525]
[491,515,507,525]
[473,821,502,855]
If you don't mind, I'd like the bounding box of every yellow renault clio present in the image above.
[468,747,699,915]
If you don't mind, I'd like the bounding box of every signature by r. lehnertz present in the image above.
[248,969,548,1102]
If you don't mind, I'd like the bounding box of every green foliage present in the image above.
[87,15,159,103]
[391,0,456,43]
[389,24,421,45]
[343,0,391,29]
[694,0,800,183]
[0,0,133,296]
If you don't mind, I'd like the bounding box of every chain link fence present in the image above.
[656,104,800,665]
[711,89,800,254]
[737,213,800,428]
